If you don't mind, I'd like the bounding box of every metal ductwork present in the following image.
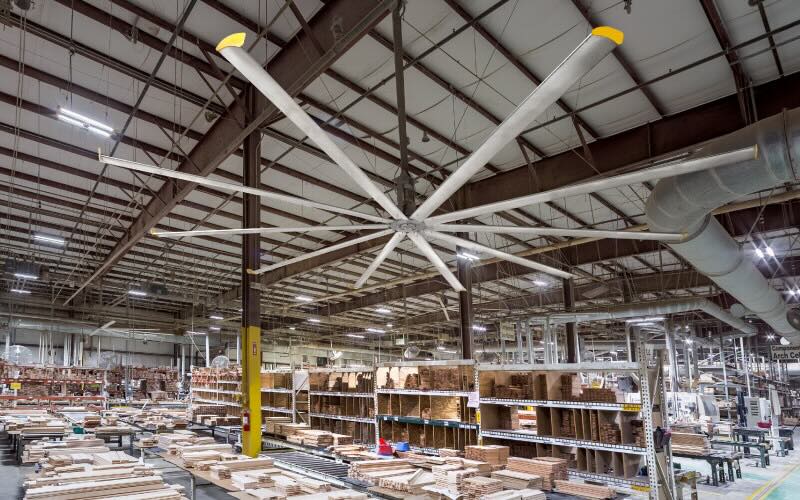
[646,109,800,342]
[529,297,756,335]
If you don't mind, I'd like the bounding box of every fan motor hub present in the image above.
[391,220,423,233]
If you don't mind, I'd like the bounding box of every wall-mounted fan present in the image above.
[5,345,33,365]
[403,346,420,360]
[328,350,343,362]
[211,355,231,368]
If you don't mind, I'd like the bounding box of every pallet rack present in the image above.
[308,366,375,443]
[375,359,478,451]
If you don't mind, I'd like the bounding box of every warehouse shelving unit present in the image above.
[476,356,669,499]
[375,359,478,451]
[308,366,375,443]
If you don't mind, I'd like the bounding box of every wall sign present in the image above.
[770,346,800,362]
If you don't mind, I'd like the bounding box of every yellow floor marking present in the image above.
[747,462,800,500]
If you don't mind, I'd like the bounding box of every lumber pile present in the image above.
[507,457,567,490]
[24,476,186,500]
[670,432,711,456]
[432,464,478,494]
[463,476,503,499]
[598,422,621,444]
[329,444,373,460]
[377,469,434,494]
[23,438,111,463]
[329,433,353,446]
[438,448,460,458]
[576,387,619,403]
[466,445,510,466]
[348,459,412,483]
[554,480,615,499]
[286,429,333,447]
[264,417,293,434]
[480,489,546,500]
[490,469,543,490]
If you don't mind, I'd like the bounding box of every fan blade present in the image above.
[428,146,757,224]
[249,229,394,275]
[354,232,405,289]
[151,225,389,238]
[429,224,686,242]
[407,233,465,292]
[424,231,574,279]
[99,154,390,224]
[216,33,406,220]
[411,27,623,220]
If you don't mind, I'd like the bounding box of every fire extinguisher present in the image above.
[242,410,250,432]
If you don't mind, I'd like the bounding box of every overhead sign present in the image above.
[499,322,516,341]
[770,346,800,362]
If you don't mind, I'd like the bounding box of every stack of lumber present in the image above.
[25,464,155,488]
[466,445,509,466]
[432,464,478,494]
[206,457,275,479]
[274,422,309,437]
[287,429,333,447]
[670,432,711,456]
[24,476,186,500]
[329,444,373,460]
[463,476,503,499]
[329,433,353,446]
[82,415,102,428]
[348,459,412,483]
[135,435,158,448]
[554,480,615,499]
[507,457,567,490]
[438,448,460,457]
[480,489,546,500]
[156,432,206,449]
[490,469,543,490]
[598,422,621,444]
[443,457,493,474]
[232,470,275,490]
[560,412,576,438]
[93,451,138,465]
[23,438,111,463]
[631,420,646,448]
[281,491,368,500]
[377,468,434,494]
[264,416,293,434]
[577,388,618,403]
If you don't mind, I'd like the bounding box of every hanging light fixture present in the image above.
[57,107,114,138]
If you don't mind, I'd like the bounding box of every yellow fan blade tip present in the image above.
[216,32,246,52]
[592,26,624,45]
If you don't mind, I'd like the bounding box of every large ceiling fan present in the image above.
[97,26,757,292]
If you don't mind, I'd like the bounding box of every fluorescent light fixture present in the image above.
[209,326,221,331]
[755,247,764,259]
[128,290,147,297]
[185,330,207,335]
[209,314,224,320]
[472,325,487,332]
[295,295,313,302]
[436,345,446,351]
[57,114,85,128]
[386,323,393,328]
[625,317,664,323]
[375,307,391,314]
[457,252,479,261]
[532,279,548,287]
[87,126,111,138]
[789,289,797,296]
[58,107,114,132]
[308,318,321,323]
[289,326,296,330]
[346,333,365,339]
[10,289,31,294]
[443,350,456,354]
[766,246,775,257]
[366,328,385,334]
[767,334,775,340]
[634,321,655,326]
[685,338,694,345]
[13,273,38,280]
[33,233,65,245]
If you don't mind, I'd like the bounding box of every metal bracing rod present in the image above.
[407,233,465,292]
[428,145,758,224]
[411,27,623,220]
[216,34,406,221]
[354,232,406,289]
[150,225,389,238]
[249,229,393,275]
[423,231,574,279]
[428,224,686,241]
[98,154,390,224]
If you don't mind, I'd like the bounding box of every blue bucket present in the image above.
[395,441,410,452]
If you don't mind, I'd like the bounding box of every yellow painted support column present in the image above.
[241,325,262,456]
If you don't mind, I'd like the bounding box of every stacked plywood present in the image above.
[507,457,567,490]
[23,439,111,464]
[438,448,460,457]
[264,417,292,434]
[554,480,615,499]
[462,476,503,499]
[465,445,510,466]
[670,433,711,455]
[598,422,621,444]
[577,388,618,403]
[490,469,543,490]
[377,469,434,494]
[24,476,186,500]
[631,420,646,447]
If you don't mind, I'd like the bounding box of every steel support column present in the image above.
[563,278,577,363]
[457,241,473,360]
[241,87,262,457]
